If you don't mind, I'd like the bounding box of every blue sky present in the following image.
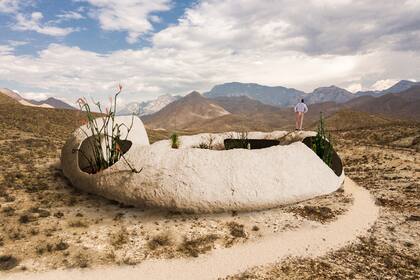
[0,0,419,106]
[0,0,194,54]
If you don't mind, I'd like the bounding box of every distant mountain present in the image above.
[27,97,75,110]
[204,80,419,108]
[204,82,305,107]
[118,94,180,116]
[305,86,353,104]
[144,90,341,132]
[0,88,75,109]
[142,91,230,130]
[211,96,280,115]
[382,80,420,94]
[355,80,420,97]
[345,85,420,121]
[0,88,23,101]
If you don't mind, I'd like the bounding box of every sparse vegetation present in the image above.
[170,132,180,149]
[73,85,140,174]
[110,227,129,249]
[195,134,217,149]
[0,91,418,276]
[311,112,334,167]
[178,234,219,257]
[148,232,173,250]
[227,222,247,238]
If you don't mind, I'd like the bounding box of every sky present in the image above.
[0,0,419,106]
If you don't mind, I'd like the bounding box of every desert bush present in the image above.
[227,221,247,238]
[147,232,173,250]
[73,85,140,174]
[196,134,216,149]
[110,227,129,249]
[68,219,88,228]
[170,132,180,149]
[312,113,334,168]
[178,234,219,257]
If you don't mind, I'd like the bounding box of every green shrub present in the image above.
[170,132,180,149]
[312,112,333,168]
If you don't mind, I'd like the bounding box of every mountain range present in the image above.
[204,80,420,107]
[143,84,420,132]
[120,80,419,117]
[118,94,181,116]
[0,88,75,110]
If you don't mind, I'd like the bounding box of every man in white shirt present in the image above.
[294,99,308,131]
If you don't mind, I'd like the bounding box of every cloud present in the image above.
[371,79,399,91]
[152,0,420,56]
[83,0,171,43]
[0,45,15,55]
[13,12,77,36]
[56,11,85,21]
[0,0,419,104]
[346,83,363,93]
[0,0,20,13]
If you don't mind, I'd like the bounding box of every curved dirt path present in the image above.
[3,178,379,280]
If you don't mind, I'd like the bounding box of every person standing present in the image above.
[294,99,308,131]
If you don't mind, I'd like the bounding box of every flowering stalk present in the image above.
[73,85,141,174]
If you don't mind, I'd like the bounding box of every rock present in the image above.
[0,255,18,271]
[406,215,420,222]
[61,129,344,213]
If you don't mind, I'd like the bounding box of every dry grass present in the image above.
[178,234,219,257]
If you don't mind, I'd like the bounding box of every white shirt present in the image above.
[294,102,308,113]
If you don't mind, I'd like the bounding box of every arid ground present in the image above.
[0,99,419,279]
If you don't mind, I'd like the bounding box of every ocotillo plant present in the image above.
[312,112,333,168]
[73,84,141,174]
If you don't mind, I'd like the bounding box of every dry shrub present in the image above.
[147,232,173,250]
[178,234,219,257]
[110,227,129,249]
[68,219,88,228]
[227,221,247,238]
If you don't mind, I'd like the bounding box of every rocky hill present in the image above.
[142,91,230,130]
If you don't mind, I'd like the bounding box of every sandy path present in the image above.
[2,178,378,280]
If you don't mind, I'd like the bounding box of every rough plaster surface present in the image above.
[61,120,344,213]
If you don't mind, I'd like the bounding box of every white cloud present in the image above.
[83,0,171,43]
[7,40,28,47]
[56,11,85,21]
[346,83,363,93]
[371,79,399,91]
[0,0,419,104]
[13,12,77,36]
[0,0,20,13]
[0,45,15,55]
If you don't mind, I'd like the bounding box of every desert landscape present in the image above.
[0,83,419,279]
[1,1,420,279]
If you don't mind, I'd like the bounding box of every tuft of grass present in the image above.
[178,234,219,257]
[110,227,129,249]
[68,219,88,228]
[227,221,247,238]
[147,232,173,250]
